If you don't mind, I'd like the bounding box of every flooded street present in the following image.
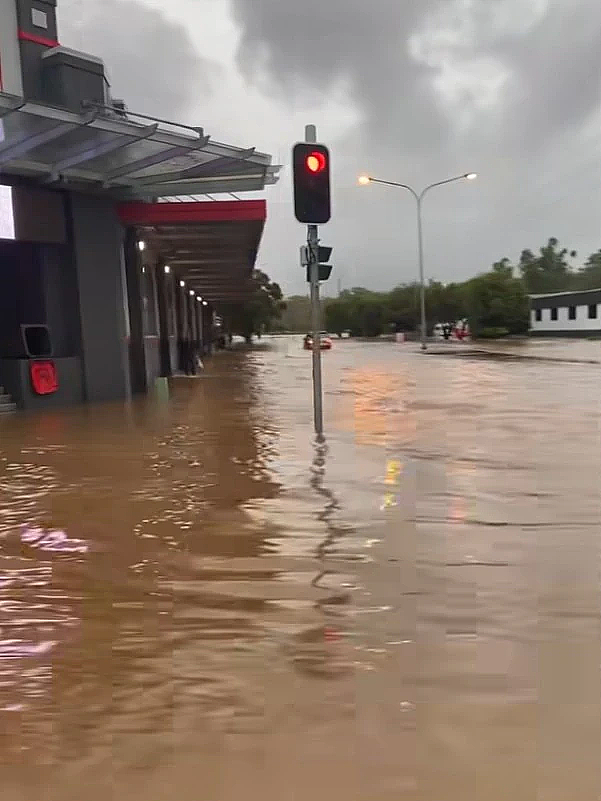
[1,336,600,800]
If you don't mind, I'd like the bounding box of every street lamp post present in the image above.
[358,172,477,350]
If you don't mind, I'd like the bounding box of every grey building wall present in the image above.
[69,192,130,403]
[41,244,80,358]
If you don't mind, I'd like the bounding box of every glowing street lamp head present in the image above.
[358,175,371,186]
[465,172,478,180]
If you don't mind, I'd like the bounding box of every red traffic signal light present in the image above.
[306,151,327,174]
[293,142,331,224]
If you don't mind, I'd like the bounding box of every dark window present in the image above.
[535,309,542,322]
[550,307,558,321]
[569,306,576,320]
[588,304,597,320]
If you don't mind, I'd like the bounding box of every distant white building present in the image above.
[529,289,601,337]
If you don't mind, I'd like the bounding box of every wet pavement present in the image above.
[0,336,600,800]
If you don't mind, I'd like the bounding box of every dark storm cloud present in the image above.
[58,0,221,121]
[229,0,601,295]
[229,0,601,159]
[230,0,446,155]
[470,1,601,154]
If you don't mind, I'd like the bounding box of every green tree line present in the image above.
[276,238,601,339]
[220,269,285,342]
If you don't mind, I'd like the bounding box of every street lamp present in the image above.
[358,172,478,350]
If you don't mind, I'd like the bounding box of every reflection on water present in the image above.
[0,338,600,799]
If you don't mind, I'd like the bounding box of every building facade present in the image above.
[529,289,601,337]
[0,0,278,410]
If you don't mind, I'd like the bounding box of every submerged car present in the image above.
[303,332,332,350]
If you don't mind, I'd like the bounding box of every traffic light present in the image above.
[305,246,333,283]
[293,143,331,224]
[299,245,332,266]
[306,264,333,283]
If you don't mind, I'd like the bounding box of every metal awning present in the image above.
[0,92,280,198]
[118,200,266,304]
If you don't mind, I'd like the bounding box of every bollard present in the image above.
[154,377,170,403]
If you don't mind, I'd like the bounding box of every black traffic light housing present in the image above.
[305,247,333,283]
[306,264,333,283]
[293,143,331,224]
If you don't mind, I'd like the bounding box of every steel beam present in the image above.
[132,148,257,187]
[123,174,267,199]
[47,123,158,179]
[102,138,210,182]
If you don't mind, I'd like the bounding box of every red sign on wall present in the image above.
[30,361,59,395]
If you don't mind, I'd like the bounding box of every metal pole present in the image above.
[365,175,474,351]
[305,124,324,436]
[309,225,323,435]
[417,194,427,351]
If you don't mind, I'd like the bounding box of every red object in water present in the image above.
[30,361,59,395]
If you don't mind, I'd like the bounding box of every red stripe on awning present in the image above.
[117,199,267,227]
[18,30,60,48]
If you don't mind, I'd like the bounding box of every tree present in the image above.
[519,238,577,294]
[425,280,468,329]
[492,258,513,278]
[324,297,352,336]
[385,283,420,332]
[338,288,388,337]
[221,269,285,343]
[571,250,601,290]
[276,294,312,332]
[465,268,529,338]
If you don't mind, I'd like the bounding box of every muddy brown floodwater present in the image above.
[1,336,600,800]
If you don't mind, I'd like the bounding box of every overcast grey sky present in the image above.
[58,0,601,295]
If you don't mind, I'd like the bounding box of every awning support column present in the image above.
[123,228,148,394]
[155,259,172,379]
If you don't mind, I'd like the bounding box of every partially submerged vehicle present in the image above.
[303,332,332,350]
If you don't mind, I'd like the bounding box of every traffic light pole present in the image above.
[308,224,323,436]
[305,124,324,437]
